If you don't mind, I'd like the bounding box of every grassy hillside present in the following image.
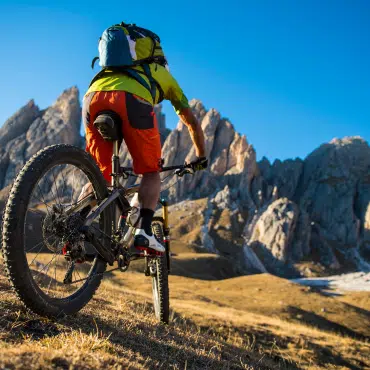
[0,255,369,370]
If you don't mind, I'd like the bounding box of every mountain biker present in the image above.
[82,24,207,253]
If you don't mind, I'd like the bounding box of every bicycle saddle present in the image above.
[93,110,122,141]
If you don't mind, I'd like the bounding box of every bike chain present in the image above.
[57,206,121,285]
[68,266,121,285]
[68,254,160,284]
[65,173,170,285]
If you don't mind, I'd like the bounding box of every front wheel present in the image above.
[151,221,169,323]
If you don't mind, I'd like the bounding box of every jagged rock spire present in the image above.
[0,87,82,189]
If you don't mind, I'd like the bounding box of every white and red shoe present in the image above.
[134,229,165,253]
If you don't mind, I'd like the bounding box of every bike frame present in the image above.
[77,139,180,270]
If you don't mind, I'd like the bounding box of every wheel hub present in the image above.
[42,205,86,259]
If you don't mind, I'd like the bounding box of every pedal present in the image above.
[118,253,130,272]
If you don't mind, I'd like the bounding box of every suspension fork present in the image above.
[159,198,171,273]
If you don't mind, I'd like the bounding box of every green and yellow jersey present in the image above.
[86,63,189,114]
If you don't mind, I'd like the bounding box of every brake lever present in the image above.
[175,168,194,177]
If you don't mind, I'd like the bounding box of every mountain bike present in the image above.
[1,135,193,324]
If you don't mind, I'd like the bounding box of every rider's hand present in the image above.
[189,157,208,172]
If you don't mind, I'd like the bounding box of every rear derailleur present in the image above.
[62,241,89,284]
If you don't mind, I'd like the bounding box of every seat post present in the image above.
[111,140,120,188]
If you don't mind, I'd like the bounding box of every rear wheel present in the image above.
[151,221,169,324]
[1,144,113,317]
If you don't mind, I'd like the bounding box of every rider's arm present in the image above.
[151,65,206,158]
[177,108,205,158]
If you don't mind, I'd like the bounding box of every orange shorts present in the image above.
[83,91,162,182]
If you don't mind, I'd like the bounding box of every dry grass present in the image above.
[0,258,285,370]
[0,254,369,370]
[165,199,207,253]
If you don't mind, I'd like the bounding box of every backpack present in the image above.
[90,22,166,102]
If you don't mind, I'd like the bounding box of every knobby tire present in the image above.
[151,221,170,324]
[1,144,112,318]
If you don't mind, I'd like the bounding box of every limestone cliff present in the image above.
[0,87,82,189]
[158,100,370,275]
[1,88,369,277]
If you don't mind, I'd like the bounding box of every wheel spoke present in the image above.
[35,185,53,213]
[44,170,59,206]
[51,167,62,206]
[70,168,76,205]
[75,268,82,281]
[46,254,59,294]
[28,234,55,263]
[35,253,59,277]
[59,165,68,203]
[28,208,46,216]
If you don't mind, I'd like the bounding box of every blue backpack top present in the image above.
[90,22,167,102]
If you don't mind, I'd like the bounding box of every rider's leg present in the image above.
[82,91,164,251]
[83,91,115,183]
[78,92,113,203]
[138,172,161,235]
[120,93,164,251]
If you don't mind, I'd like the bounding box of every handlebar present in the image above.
[119,162,193,177]
[160,163,192,172]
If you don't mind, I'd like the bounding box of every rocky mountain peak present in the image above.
[54,85,79,101]
[154,104,170,144]
[189,99,207,122]
[50,86,80,125]
[0,87,82,189]
[329,135,367,146]
[27,99,36,108]
[159,101,260,201]
[1,87,369,277]
[0,100,40,149]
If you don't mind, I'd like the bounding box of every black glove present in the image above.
[189,157,208,172]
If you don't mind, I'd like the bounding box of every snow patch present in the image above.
[292,272,370,292]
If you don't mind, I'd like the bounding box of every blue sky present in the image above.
[0,0,369,161]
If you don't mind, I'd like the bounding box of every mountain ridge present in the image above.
[1,86,369,277]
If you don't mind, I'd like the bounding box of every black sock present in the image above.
[140,208,154,236]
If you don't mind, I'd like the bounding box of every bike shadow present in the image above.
[0,297,61,342]
[69,302,301,370]
[2,271,360,370]
[0,293,296,370]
